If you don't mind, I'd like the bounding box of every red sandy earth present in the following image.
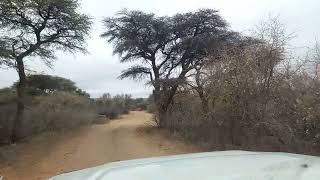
[0,111,201,180]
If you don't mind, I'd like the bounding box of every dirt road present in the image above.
[0,111,201,180]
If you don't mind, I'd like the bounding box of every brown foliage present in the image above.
[159,17,320,155]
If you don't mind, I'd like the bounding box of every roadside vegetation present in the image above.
[0,74,95,144]
[103,10,320,155]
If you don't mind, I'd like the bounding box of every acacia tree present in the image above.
[0,0,92,141]
[102,9,230,127]
[12,74,89,97]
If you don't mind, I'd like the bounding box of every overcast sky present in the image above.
[0,0,319,98]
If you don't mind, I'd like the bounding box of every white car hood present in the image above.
[49,151,320,180]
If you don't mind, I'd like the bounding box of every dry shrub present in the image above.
[0,89,17,144]
[165,94,235,150]
[164,78,320,154]
[159,18,320,155]
[0,92,95,144]
[0,103,16,144]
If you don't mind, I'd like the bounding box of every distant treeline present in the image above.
[95,93,151,119]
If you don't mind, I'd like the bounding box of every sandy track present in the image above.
[0,111,200,180]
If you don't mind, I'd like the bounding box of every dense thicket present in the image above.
[106,9,320,154]
[161,18,320,154]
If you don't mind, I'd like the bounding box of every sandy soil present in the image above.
[0,111,201,180]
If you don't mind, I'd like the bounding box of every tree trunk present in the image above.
[157,105,168,128]
[153,88,167,128]
[153,71,185,128]
[11,57,26,142]
[197,89,209,114]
